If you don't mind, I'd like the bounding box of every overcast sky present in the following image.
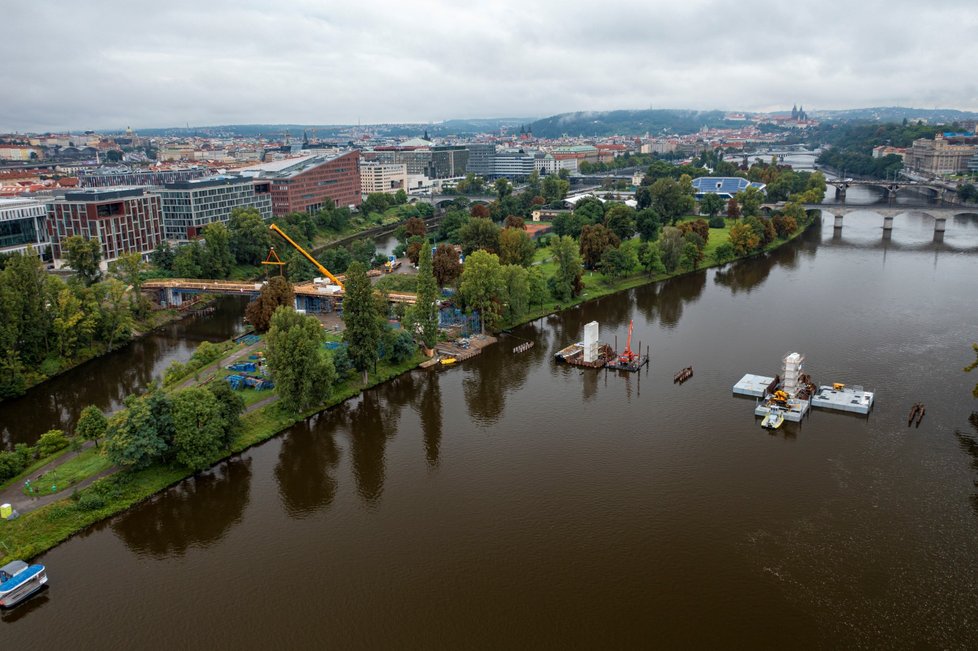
[3,0,976,132]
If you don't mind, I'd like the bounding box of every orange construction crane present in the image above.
[618,320,638,365]
[268,223,344,289]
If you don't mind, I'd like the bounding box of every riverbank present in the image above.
[0,212,817,565]
[0,349,425,565]
[6,299,219,403]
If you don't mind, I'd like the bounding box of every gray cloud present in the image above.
[2,0,976,132]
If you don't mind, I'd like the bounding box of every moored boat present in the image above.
[0,560,47,608]
[440,357,457,366]
[761,407,785,430]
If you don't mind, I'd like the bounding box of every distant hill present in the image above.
[814,106,978,124]
[528,109,740,138]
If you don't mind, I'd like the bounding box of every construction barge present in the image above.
[555,320,648,371]
[733,352,875,421]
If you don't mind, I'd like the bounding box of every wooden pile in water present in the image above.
[512,341,534,354]
[674,366,694,384]
[908,403,926,427]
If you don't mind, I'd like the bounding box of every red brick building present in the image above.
[47,187,163,265]
[244,151,361,216]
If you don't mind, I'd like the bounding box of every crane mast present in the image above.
[268,223,344,290]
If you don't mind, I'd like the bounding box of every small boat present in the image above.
[761,407,785,430]
[0,561,48,608]
[440,357,457,366]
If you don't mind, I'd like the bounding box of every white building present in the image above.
[360,162,408,195]
[159,176,272,241]
[0,198,49,256]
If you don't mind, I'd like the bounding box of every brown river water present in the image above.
[3,209,978,648]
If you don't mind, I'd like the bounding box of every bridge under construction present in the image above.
[143,278,416,313]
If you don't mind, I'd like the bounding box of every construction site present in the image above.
[555,320,649,371]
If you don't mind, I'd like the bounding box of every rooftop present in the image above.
[238,151,355,179]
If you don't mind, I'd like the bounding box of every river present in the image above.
[4,212,978,648]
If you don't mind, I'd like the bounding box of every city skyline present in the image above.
[2,0,977,133]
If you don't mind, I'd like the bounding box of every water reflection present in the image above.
[417,372,443,466]
[953,412,978,515]
[634,271,706,328]
[111,456,252,558]
[0,297,247,449]
[0,589,50,623]
[462,330,544,426]
[275,414,342,518]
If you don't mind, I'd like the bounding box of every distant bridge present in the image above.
[766,203,978,242]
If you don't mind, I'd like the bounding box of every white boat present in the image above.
[761,407,785,430]
[0,560,47,608]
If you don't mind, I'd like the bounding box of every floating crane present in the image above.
[268,223,344,290]
[618,320,638,366]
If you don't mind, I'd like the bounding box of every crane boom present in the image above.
[268,223,344,290]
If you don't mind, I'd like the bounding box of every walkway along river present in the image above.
[4,212,978,647]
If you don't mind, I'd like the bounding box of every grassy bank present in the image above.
[0,352,425,566]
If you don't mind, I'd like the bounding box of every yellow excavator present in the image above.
[267,223,344,290]
[772,389,789,404]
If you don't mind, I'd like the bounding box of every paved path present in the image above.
[0,442,120,515]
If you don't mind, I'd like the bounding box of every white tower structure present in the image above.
[583,321,599,363]
[782,352,804,394]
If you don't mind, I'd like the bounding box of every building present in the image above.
[464,144,496,176]
[79,167,214,188]
[690,177,766,200]
[47,187,164,265]
[0,145,40,161]
[241,151,361,216]
[533,152,558,176]
[0,198,49,257]
[492,149,535,180]
[360,162,408,195]
[430,146,469,179]
[159,176,272,241]
[968,151,978,175]
[905,135,978,176]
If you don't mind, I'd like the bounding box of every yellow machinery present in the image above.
[268,224,344,290]
[772,390,789,403]
[832,382,845,391]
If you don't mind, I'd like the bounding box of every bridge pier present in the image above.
[835,187,846,202]
[163,287,182,308]
[882,215,894,230]
[933,217,947,242]
[834,214,844,228]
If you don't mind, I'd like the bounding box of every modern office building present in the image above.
[241,150,361,216]
[360,162,407,195]
[159,176,272,241]
[492,149,535,180]
[464,144,496,177]
[430,146,469,178]
[47,187,164,265]
[0,198,49,257]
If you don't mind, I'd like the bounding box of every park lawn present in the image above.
[25,447,113,496]
[0,448,75,494]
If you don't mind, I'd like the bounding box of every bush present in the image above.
[37,429,70,457]
[0,450,28,482]
[708,216,726,229]
[714,242,736,264]
[76,492,107,511]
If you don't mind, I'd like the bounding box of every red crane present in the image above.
[618,320,638,365]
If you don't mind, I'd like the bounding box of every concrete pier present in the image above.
[834,214,844,228]
[882,215,894,231]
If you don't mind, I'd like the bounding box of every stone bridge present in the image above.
[771,204,978,242]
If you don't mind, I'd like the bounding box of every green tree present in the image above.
[735,186,765,217]
[600,246,635,280]
[342,262,383,383]
[171,387,224,470]
[150,241,175,271]
[228,207,271,265]
[410,240,440,350]
[114,252,149,317]
[649,178,695,225]
[635,208,662,242]
[552,211,586,239]
[201,222,234,278]
[37,429,70,457]
[97,278,135,350]
[76,404,108,448]
[494,178,512,199]
[604,204,636,241]
[172,241,203,278]
[438,209,470,243]
[104,395,169,470]
[658,226,685,273]
[245,276,295,332]
[501,264,530,321]
[549,235,583,302]
[458,217,501,255]
[52,285,87,358]
[700,193,725,218]
[206,381,245,449]
[678,241,700,272]
[498,227,535,267]
[433,244,461,287]
[713,242,736,264]
[459,250,504,334]
[267,307,337,412]
[638,242,666,277]
[542,175,570,203]
[528,267,548,307]
[579,224,620,270]
[63,235,103,285]
[573,197,605,224]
